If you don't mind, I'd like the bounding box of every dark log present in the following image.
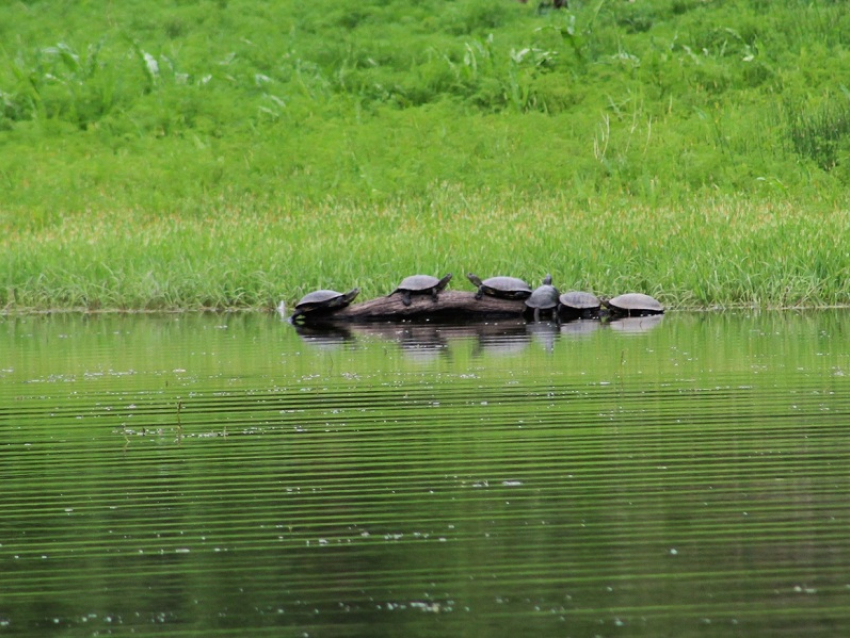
[306,291,527,323]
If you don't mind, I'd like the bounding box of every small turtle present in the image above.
[558,291,602,319]
[525,274,560,321]
[290,288,359,323]
[605,293,664,317]
[466,273,532,300]
[388,273,452,306]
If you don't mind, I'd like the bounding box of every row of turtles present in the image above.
[290,272,663,322]
[466,273,663,320]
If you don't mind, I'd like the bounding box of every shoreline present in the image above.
[4,302,850,317]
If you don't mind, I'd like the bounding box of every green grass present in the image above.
[3,197,849,311]
[2,0,850,311]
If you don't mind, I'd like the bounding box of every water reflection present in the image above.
[473,321,531,357]
[3,311,850,638]
[559,318,603,340]
[526,320,560,353]
[395,325,450,362]
[292,322,355,348]
[289,314,664,355]
[608,314,665,334]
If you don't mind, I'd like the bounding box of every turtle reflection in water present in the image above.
[388,273,453,306]
[290,288,360,324]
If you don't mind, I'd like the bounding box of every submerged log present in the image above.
[313,290,527,323]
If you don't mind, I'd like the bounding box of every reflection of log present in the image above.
[321,291,526,322]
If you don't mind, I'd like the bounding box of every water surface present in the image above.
[3,311,850,637]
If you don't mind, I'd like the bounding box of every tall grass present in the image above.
[785,93,850,173]
[3,0,850,310]
[3,196,849,311]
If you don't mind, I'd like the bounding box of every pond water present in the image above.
[3,311,850,637]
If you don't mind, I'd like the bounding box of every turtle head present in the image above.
[344,287,361,302]
[466,273,483,287]
[543,274,553,286]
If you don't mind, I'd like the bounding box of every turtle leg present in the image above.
[402,291,412,306]
[431,289,439,303]
[475,288,484,300]
[534,307,541,322]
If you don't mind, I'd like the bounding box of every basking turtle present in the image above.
[388,273,452,306]
[558,291,602,319]
[605,293,664,317]
[466,273,532,300]
[290,288,359,323]
[525,274,560,321]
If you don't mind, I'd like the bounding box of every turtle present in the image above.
[388,273,452,306]
[525,274,560,321]
[466,273,532,300]
[605,293,664,317]
[558,291,602,319]
[290,288,359,323]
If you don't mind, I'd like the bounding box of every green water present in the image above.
[3,312,850,637]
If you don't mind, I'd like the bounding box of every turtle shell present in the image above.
[606,293,664,316]
[467,273,532,300]
[388,273,452,306]
[291,288,359,322]
[525,275,560,310]
[559,291,602,311]
[296,288,359,312]
[393,273,452,293]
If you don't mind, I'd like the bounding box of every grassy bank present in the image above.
[3,0,850,310]
[3,196,849,311]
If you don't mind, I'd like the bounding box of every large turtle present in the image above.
[525,274,560,321]
[605,293,664,317]
[388,273,452,306]
[466,273,532,300]
[558,291,602,319]
[290,288,359,323]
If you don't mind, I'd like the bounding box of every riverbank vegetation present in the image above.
[2,0,850,311]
